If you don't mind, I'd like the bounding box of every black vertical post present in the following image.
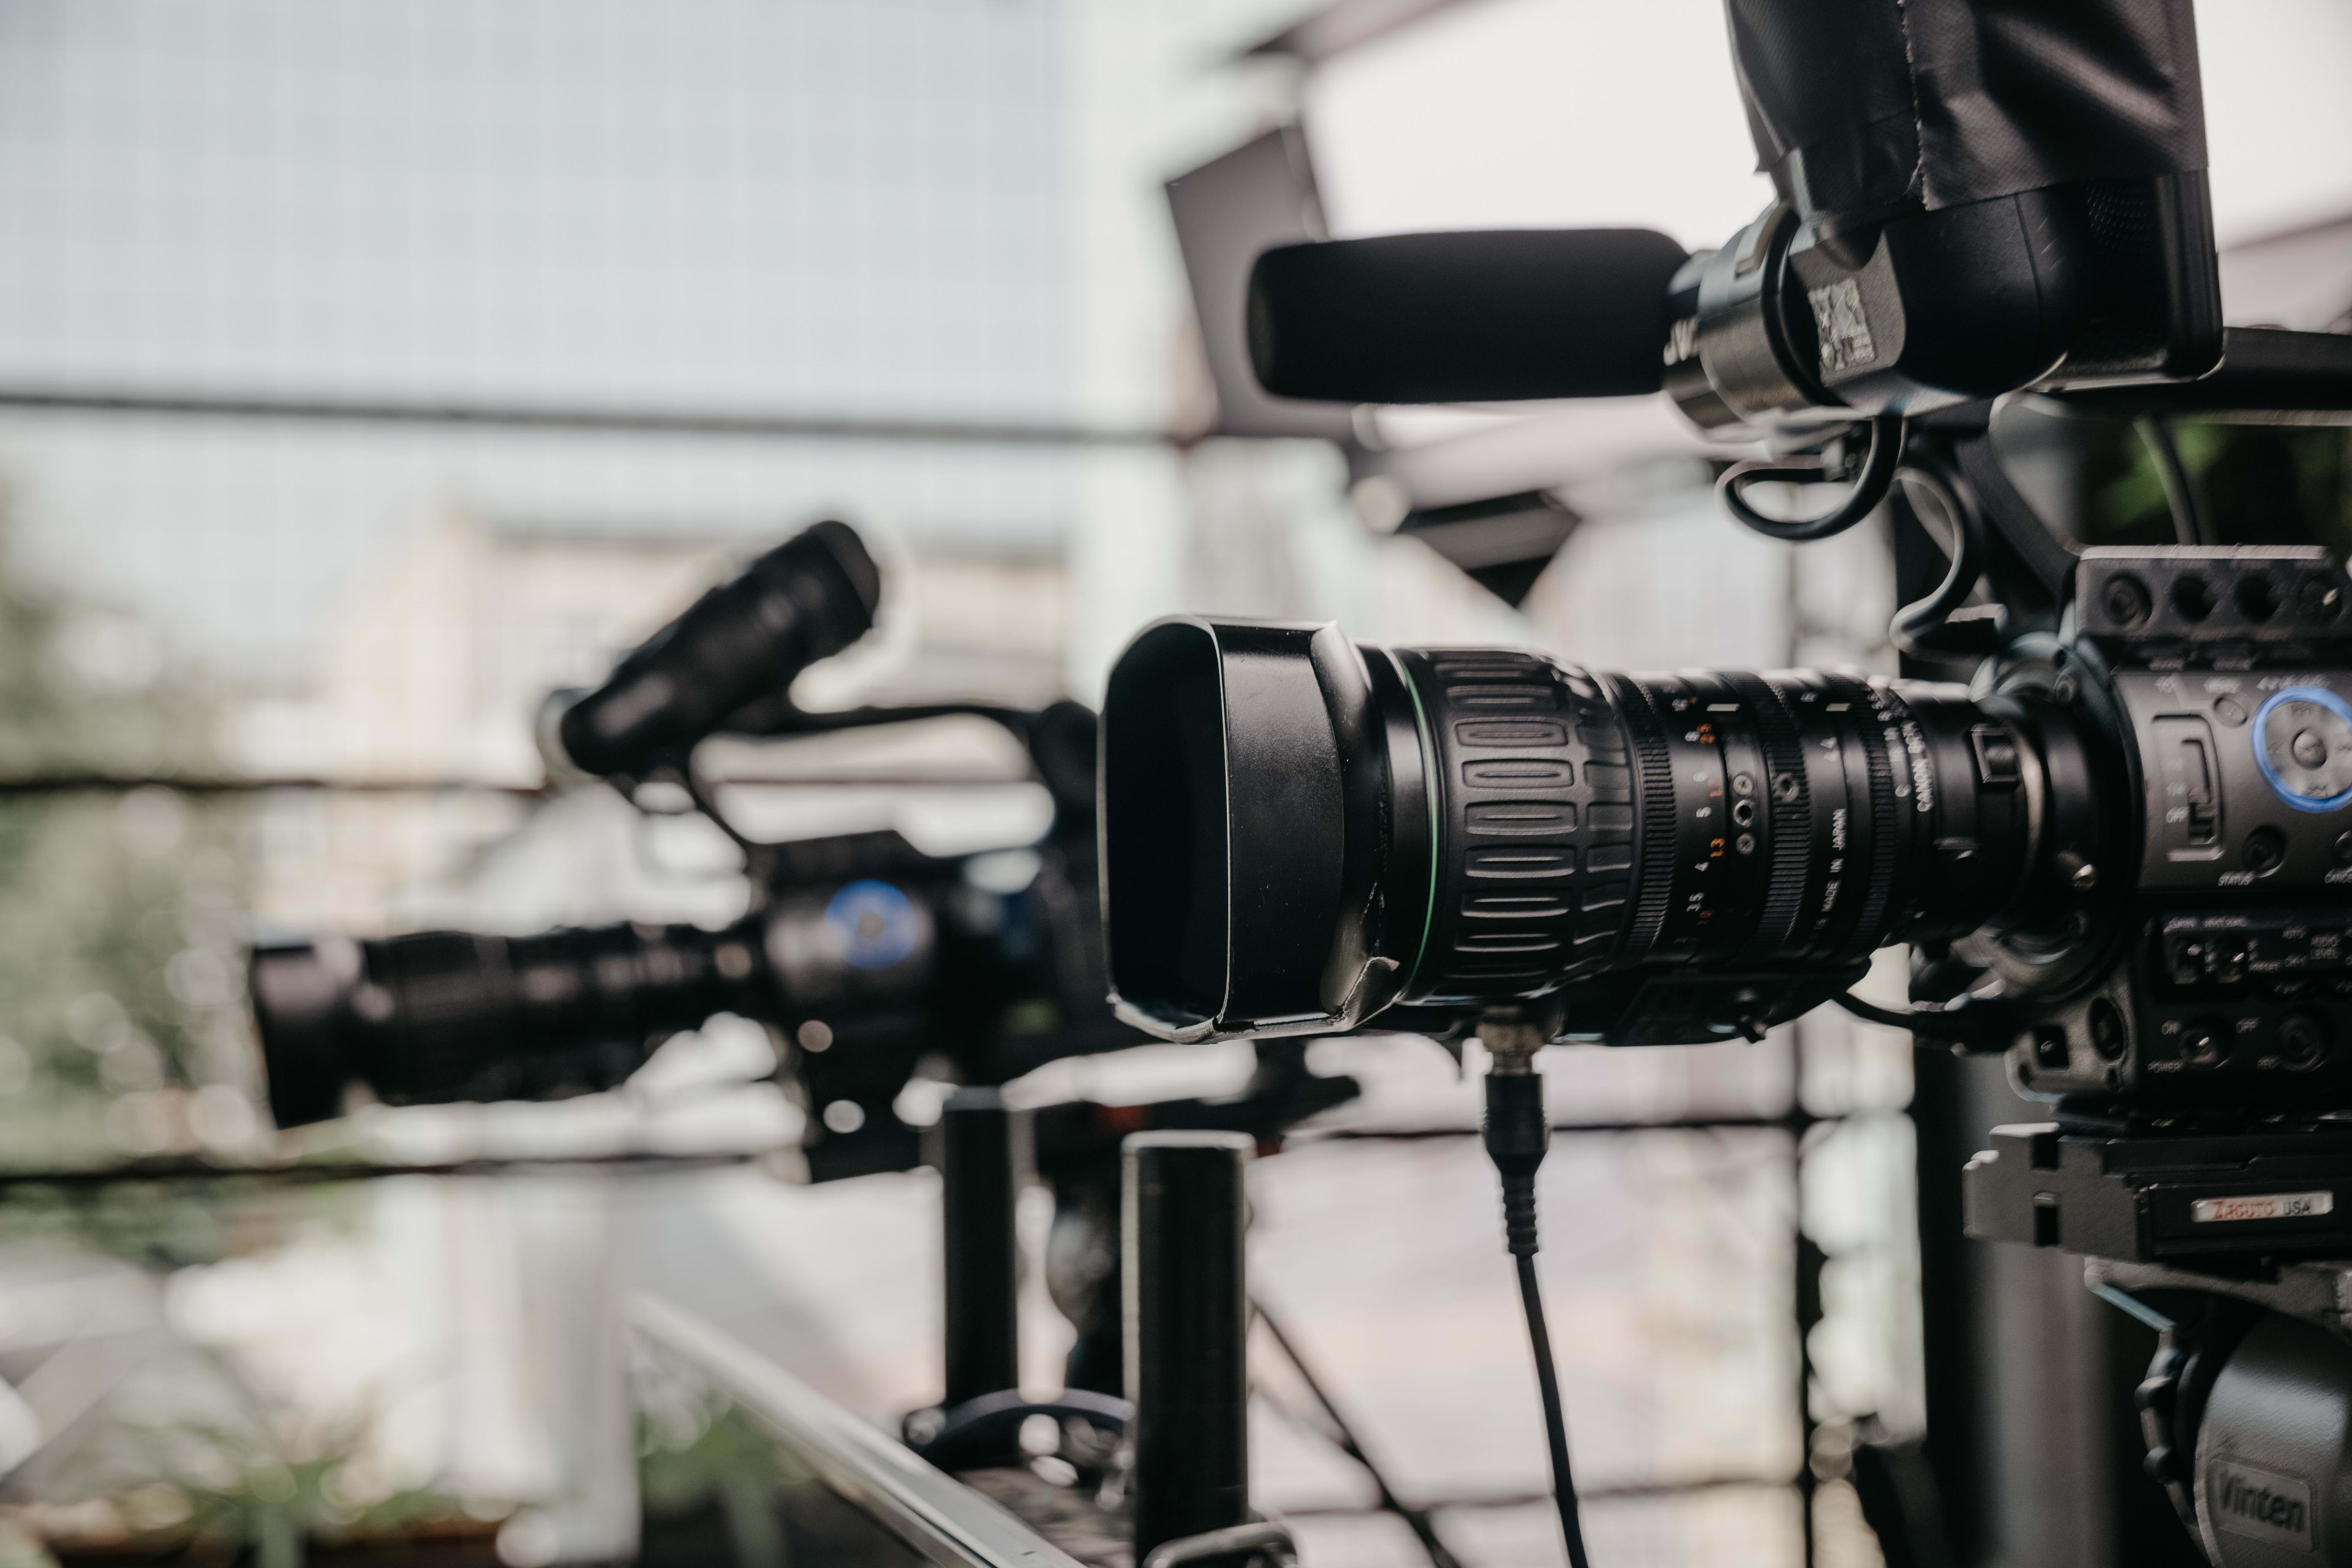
[1125,1131,1251,1562]
[941,1085,1020,1409]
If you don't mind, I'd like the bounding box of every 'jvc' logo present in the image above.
[1662,316,1698,366]
[2211,1461,2313,1549]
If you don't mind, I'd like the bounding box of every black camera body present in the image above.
[1958,553,2352,1287]
[1993,548,2352,1114]
[251,818,1134,1179]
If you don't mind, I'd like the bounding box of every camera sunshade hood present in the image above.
[1099,619,1431,1042]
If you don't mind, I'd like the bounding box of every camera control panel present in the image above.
[2084,547,2352,895]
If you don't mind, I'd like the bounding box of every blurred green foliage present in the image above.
[641,1397,806,1568]
[2087,418,2352,555]
[0,502,257,1169]
[130,1419,472,1568]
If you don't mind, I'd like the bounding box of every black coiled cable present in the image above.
[1717,413,1905,544]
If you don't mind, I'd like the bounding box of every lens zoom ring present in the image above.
[1610,675,1678,964]
[1403,650,1629,1004]
[1839,678,1905,967]
[1728,673,1811,962]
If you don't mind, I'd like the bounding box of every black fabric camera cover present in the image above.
[1724,0,2207,224]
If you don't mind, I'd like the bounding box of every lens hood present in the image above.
[249,936,365,1128]
[1099,618,1430,1042]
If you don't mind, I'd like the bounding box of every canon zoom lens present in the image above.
[249,878,935,1128]
[1101,620,2086,1046]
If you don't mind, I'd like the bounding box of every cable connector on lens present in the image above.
[1480,1022,1548,1257]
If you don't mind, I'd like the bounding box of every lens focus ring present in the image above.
[1398,650,1635,1005]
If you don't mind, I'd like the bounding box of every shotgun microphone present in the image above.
[1245,228,1690,405]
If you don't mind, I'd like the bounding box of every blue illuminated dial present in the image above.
[2252,687,2352,813]
[825,880,923,969]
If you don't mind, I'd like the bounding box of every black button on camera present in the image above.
[2242,827,2288,875]
[2278,1012,2330,1071]
[2088,999,2127,1063]
[2101,574,2152,630]
[2031,1028,2069,1071]
[1970,726,2021,787]
[2181,1023,2229,1068]
[2334,829,2352,869]
[2297,572,2346,624]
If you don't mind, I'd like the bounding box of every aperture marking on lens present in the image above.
[1776,679,1869,963]
[1727,673,1813,962]
[1682,673,1771,962]
[1651,678,1734,959]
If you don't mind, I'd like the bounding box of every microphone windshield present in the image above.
[1247,228,1689,404]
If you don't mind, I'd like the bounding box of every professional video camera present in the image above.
[1100,2,2352,1562]
[248,519,1144,1181]
[247,518,1368,1453]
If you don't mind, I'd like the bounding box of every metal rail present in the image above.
[0,773,547,798]
[0,383,1172,448]
[0,1150,763,1189]
[629,1293,1090,1568]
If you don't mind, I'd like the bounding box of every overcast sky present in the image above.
[1306,0,2352,249]
[0,0,2346,674]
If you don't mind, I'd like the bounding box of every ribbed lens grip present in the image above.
[1611,676,1679,964]
[1398,650,1636,1005]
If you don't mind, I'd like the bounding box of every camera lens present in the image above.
[1101,620,2049,1042]
[250,918,778,1126]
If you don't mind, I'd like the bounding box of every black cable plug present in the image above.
[1480,1027,1593,1568]
[1483,1058,1548,1259]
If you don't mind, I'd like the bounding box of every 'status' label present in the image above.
[2190,1191,2334,1224]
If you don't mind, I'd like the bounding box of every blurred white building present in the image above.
[230,510,1072,787]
